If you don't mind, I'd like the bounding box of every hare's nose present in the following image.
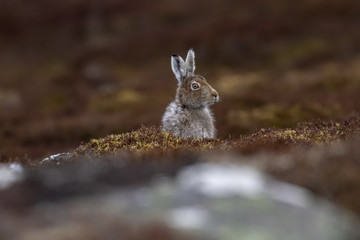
[211,90,219,101]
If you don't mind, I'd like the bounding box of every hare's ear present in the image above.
[185,48,195,75]
[171,54,186,84]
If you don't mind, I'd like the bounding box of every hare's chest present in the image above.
[186,108,214,138]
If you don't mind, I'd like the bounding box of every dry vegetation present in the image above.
[67,117,360,160]
[35,116,360,217]
[1,0,360,231]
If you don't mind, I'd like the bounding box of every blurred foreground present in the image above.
[1,159,360,240]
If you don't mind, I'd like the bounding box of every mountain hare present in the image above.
[161,48,219,139]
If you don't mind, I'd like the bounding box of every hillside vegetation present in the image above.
[33,117,360,217]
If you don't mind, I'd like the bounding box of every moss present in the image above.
[69,117,360,161]
[238,117,360,152]
[71,125,231,159]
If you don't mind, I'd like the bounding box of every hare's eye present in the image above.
[191,82,200,90]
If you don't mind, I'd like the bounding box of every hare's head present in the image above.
[171,48,219,109]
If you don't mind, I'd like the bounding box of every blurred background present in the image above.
[0,0,359,160]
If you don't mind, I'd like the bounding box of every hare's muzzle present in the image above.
[211,89,219,102]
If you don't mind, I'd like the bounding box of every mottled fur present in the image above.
[162,49,219,139]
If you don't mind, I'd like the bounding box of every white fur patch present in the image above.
[162,102,216,139]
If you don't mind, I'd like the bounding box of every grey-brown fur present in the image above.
[161,49,219,139]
